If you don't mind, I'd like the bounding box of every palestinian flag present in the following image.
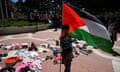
[62,2,112,53]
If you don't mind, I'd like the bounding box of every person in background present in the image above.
[52,16,59,31]
[108,20,118,45]
[108,19,120,56]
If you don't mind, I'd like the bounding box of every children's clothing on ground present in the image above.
[30,57,46,71]
[18,49,29,59]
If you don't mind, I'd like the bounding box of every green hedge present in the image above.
[0,20,48,27]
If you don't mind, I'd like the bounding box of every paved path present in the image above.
[0,29,120,72]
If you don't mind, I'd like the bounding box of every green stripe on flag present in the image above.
[70,28,112,53]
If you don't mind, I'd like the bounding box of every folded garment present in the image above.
[4,56,21,64]
[80,49,92,55]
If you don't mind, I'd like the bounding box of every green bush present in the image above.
[0,20,48,27]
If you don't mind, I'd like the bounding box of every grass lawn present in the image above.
[0,20,48,27]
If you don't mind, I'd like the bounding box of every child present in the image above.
[60,24,73,72]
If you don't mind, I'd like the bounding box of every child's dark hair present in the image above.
[62,24,69,30]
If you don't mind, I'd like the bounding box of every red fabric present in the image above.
[4,56,22,64]
[62,2,86,33]
[54,55,61,64]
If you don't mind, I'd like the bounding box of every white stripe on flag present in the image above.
[79,25,89,33]
[82,18,111,40]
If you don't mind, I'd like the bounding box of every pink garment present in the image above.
[54,55,61,64]
[82,44,87,49]
[11,42,20,49]
[15,62,27,72]
[12,42,20,46]
[15,62,33,72]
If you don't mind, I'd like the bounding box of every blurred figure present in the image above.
[60,24,73,72]
[28,42,38,51]
[108,20,119,45]
[108,19,120,56]
[52,16,59,31]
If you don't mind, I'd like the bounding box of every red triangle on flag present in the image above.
[62,2,86,33]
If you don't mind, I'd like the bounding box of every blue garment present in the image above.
[60,35,72,50]
[18,49,28,59]
[51,48,57,52]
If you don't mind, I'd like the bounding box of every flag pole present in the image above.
[59,53,62,72]
[59,0,64,72]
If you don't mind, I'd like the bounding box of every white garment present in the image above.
[2,50,17,59]
[72,43,77,47]
[29,51,39,58]
[2,45,12,50]
[30,57,45,70]
[21,43,28,46]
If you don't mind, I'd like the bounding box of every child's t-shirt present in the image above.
[18,49,29,59]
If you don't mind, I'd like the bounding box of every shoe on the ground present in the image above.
[112,51,120,56]
[75,52,79,55]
